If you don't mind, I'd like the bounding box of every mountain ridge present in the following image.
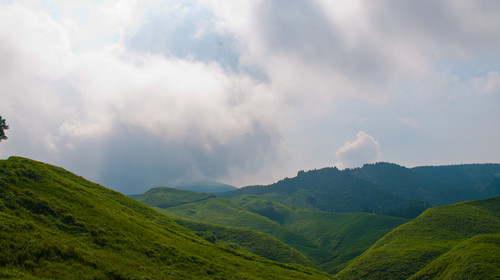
[221,166,430,218]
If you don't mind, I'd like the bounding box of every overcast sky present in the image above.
[1,0,499,194]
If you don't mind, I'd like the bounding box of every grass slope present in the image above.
[174,219,315,268]
[335,196,500,280]
[0,157,330,279]
[233,195,409,273]
[156,198,332,264]
[135,186,214,208]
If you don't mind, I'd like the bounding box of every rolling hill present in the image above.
[155,197,332,264]
[334,196,500,279]
[174,219,315,268]
[232,195,409,273]
[0,157,330,279]
[142,190,409,273]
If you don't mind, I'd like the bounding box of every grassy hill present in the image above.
[232,195,409,273]
[144,191,408,273]
[156,198,332,264]
[174,219,315,268]
[221,167,430,218]
[135,186,215,208]
[334,196,500,279]
[0,157,331,279]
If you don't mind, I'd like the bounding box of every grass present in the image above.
[174,219,315,268]
[410,233,500,279]
[334,196,500,279]
[0,157,331,279]
[156,198,332,264]
[232,195,409,273]
[149,193,408,273]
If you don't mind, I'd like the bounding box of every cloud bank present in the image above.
[1,1,499,193]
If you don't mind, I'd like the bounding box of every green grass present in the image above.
[334,196,500,279]
[232,195,409,273]
[151,194,408,273]
[0,157,331,279]
[410,233,500,279]
[135,186,214,208]
[156,198,332,264]
[174,219,315,268]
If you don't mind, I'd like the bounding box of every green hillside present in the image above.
[135,186,214,208]
[156,198,332,264]
[221,167,430,218]
[233,195,409,273]
[335,196,500,279]
[174,219,315,268]
[145,192,408,273]
[0,157,330,279]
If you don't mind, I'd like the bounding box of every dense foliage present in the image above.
[0,116,8,142]
[352,162,500,205]
[0,157,331,279]
[222,167,430,218]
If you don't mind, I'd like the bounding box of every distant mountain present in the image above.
[135,186,215,208]
[0,157,330,279]
[335,196,500,279]
[351,162,500,205]
[221,167,430,218]
[171,179,237,194]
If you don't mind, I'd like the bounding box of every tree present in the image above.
[0,116,9,142]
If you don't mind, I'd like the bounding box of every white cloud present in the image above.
[1,1,500,192]
[0,3,285,192]
[471,71,500,95]
[335,131,381,169]
[398,117,420,129]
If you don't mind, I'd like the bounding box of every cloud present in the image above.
[1,1,500,193]
[0,3,285,193]
[471,71,500,95]
[336,131,381,169]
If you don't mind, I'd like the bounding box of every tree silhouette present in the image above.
[0,116,9,142]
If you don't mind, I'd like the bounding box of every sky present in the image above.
[1,0,499,194]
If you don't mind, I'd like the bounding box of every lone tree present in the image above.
[0,116,9,142]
